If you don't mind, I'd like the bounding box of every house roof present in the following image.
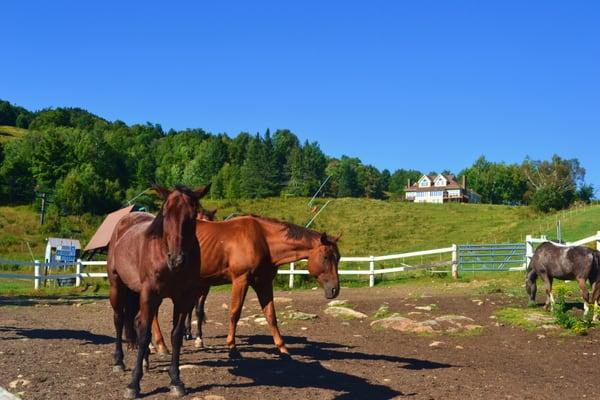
[84,205,135,252]
[407,174,462,191]
[46,237,81,249]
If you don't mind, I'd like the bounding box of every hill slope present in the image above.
[0,125,27,144]
[2,199,598,261]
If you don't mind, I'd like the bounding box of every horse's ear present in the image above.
[210,208,218,218]
[320,232,330,245]
[153,185,171,200]
[193,183,211,199]
[333,232,342,242]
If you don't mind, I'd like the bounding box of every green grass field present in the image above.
[0,125,27,144]
[2,199,599,260]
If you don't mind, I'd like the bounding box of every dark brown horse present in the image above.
[526,241,600,319]
[149,207,218,355]
[107,185,209,399]
[151,215,341,356]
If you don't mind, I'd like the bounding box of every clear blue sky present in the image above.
[3,1,599,190]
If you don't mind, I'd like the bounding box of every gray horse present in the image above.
[525,241,600,319]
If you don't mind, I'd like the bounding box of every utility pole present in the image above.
[39,192,47,225]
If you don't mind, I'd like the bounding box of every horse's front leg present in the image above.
[168,295,196,397]
[541,274,554,311]
[591,281,600,322]
[227,275,249,355]
[253,281,289,355]
[125,289,158,399]
[577,278,591,316]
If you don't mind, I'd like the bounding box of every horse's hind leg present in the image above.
[194,286,210,348]
[253,281,289,356]
[151,308,170,356]
[525,269,538,305]
[109,279,126,373]
[576,278,591,316]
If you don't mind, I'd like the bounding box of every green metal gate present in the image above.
[458,243,526,272]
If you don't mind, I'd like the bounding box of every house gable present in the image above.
[434,174,447,187]
[418,175,432,188]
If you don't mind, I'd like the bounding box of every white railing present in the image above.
[0,245,459,289]
[525,231,600,268]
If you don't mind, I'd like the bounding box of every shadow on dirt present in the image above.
[173,334,454,399]
[0,326,113,345]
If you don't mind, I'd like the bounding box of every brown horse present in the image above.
[149,207,218,355]
[526,241,600,319]
[107,185,209,399]
[151,215,341,356]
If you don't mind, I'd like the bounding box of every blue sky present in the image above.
[2,1,599,189]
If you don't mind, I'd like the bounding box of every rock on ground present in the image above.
[325,306,368,320]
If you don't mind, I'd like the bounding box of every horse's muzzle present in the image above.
[324,285,340,299]
[167,253,185,271]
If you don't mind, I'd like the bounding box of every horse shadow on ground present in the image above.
[205,334,454,370]
[146,334,455,400]
[0,326,113,345]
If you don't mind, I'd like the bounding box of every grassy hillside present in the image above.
[1,199,599,261]
[0,125,27,144]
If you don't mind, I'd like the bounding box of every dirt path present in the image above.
[1,286,598,400]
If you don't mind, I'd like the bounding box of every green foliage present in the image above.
[552,287,592,335]
[458,156,527,204]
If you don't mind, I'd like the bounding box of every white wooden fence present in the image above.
[525,231,600,269]
[0,245,459,289]
[3,231,598,289]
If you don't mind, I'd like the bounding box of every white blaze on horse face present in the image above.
[583,301,590,316]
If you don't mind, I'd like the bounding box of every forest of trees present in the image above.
[0,99,594,215]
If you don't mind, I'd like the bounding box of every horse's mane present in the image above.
[244,214,320,242]
[146,210,164,238]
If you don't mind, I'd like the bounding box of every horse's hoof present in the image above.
[194,338,204,348]
[184,333,192,341]
[279,352,292,361]
[228,348,242,359]
[113,364,125,373]
[169,384,186,397]
[123,387,139,399]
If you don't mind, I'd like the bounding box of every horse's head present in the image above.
[197,208,217,222]
[307,232,342,299]
[154,184,210,270]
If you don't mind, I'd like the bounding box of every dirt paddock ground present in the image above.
[1,283,598,400]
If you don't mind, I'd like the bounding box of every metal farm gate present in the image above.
[458,243,526,272]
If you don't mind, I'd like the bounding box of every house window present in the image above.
[419,179,429,187]
[431,191,443,197]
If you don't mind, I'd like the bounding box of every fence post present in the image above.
[525,234,533,270]
[76,258,82,287]
[288,262,295,289]
[369,256,375,287]
[451,244,458,279]
[34,260,41,290]
[596,231,600,251]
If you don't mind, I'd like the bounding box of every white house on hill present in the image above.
[405,174,481,204]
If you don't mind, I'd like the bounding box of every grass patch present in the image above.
[495,307,546,331]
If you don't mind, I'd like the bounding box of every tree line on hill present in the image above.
[0,99,594,215]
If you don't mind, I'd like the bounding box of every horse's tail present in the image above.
[123,288,140,348]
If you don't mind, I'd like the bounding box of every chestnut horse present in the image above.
[107,185,209,399]
[151,215,341,356]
